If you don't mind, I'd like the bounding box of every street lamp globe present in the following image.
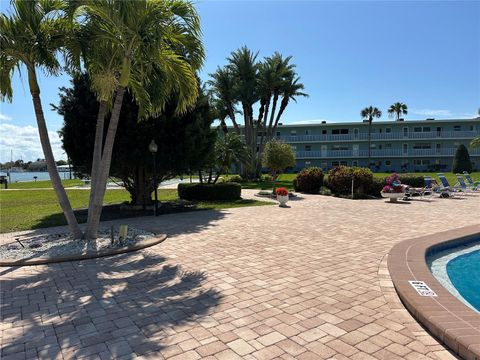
[149,140,158,154]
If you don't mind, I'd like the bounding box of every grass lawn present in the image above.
[241,172,480,190]
[7,179,84,189]
[0,188,271,233]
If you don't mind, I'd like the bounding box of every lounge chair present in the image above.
[463,171,479,190]
[455,174,476,195]
[437,173,464,197]
[424,176,448,198]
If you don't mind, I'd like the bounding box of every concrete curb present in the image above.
[0,234,167,267]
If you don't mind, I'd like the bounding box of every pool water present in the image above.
[446,249,480,311]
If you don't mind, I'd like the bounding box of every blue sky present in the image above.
[0,0,479,162]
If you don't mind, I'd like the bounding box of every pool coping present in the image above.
[388,225,480,360]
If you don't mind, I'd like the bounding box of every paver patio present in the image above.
[1,190,479,359]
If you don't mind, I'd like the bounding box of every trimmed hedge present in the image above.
[293,167,324,194]
[328,166,374,197]
[398,175,424,187]
[178,182,241,201]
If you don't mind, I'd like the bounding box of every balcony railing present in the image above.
[295,148,480,159]
[273,130,480,143]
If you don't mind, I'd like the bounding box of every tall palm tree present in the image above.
[226,46,259,176]
[79,0,204,239]
[361,106,382,167]
[259,53,294,138]
[388,102,408,120]
[208,67,239,133]
[273,75,308,130]
[0,0,82,238]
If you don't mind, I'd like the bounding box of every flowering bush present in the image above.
[293,167,324,194]
[382,173,404,193]
[276,187,289,196]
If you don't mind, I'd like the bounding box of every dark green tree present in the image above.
[452,144,472,173]
[55,73,216,206]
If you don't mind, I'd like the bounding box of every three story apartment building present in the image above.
[266,117,480,172]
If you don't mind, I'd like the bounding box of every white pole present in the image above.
[351,176,354,199]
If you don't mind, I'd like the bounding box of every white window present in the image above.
[305,161,311,166]
[332,144,348,150]
[290,130,297,135]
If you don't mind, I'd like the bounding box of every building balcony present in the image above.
[274,130,480,143]
[295,148,480,159]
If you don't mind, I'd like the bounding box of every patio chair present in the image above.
[437,173,464,197]
[425,176,453,198]
[455,174,476,195]
[463,171,479,190]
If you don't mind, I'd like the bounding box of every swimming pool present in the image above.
[429,241,480,312]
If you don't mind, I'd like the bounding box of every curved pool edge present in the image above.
[388,225,480,360]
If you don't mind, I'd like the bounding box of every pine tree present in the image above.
[452,144,472,173]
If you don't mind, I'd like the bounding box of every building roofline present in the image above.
[225,117,480,128]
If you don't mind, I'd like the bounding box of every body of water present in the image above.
[430,241,480,312]
[447,249,480,311]
[0,171,74,182]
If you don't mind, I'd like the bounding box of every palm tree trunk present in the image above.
[268,92,279,136]
[86,100,107,234]
[85,86,126,239]
[273,98,288,130]
[28,68,83,238]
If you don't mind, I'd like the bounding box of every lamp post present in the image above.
[149,140,158,216]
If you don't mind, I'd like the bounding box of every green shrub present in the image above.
[227,174,244,183]
[261,174,274,182]
[328,166,374,196]
[370,177,385,197]
[178,182,241,201]
[293,167,324,194]
[452,144,472,173]
[398,175,424,187]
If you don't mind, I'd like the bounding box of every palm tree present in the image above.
[79,0,204,239]
[213,133,249,183]
[208,67,239,134]
[360,106,382,167]
[388,102,408,120]
[259,53,295,138]
[273,75,308,130]
[226,46,260,176]
[471,137,480,148]
[0,0,82,238]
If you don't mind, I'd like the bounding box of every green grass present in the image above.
[241,174,297,190]
[7,179,84,189]
[0,188,271,233]
[240,172,480,190]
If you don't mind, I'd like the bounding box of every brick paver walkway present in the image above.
[1,190,479,359]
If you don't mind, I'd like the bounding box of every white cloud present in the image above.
[0,113,13,121]
[410,109,452,117]
[410,109,477,119]
[0,123,65,163]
